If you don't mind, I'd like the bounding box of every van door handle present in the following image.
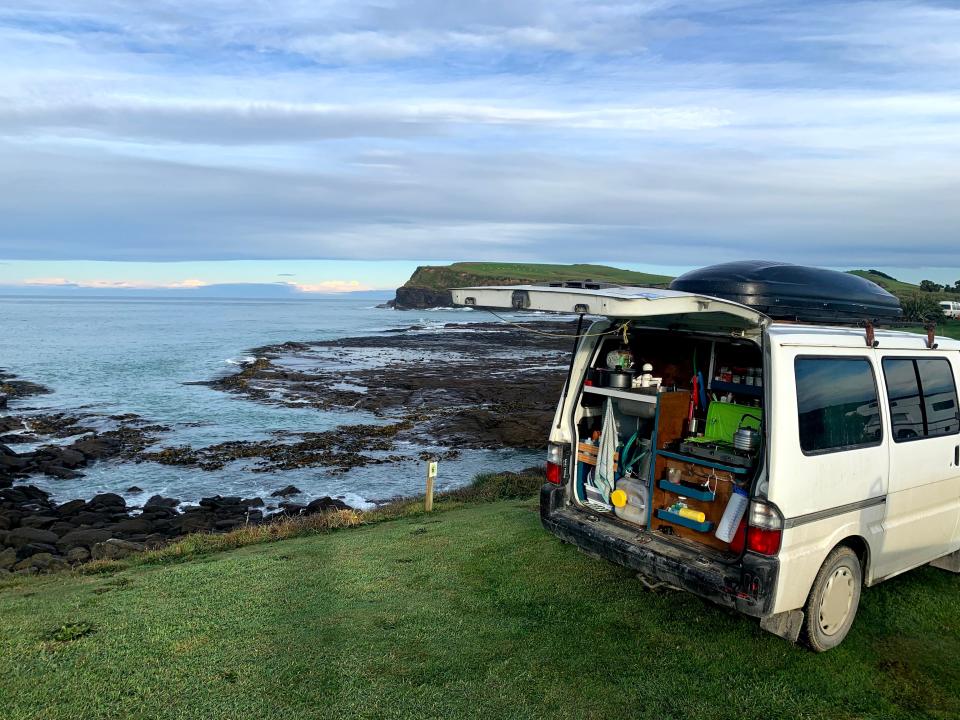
[955,445,959,467]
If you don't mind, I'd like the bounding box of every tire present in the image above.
[801,546,862,652]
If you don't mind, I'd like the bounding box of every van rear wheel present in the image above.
[802,546,862,652]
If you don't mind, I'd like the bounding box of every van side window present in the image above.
[882,358,960,441]
[795,357,882,454]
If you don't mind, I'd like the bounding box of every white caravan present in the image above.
[453,263,960,651]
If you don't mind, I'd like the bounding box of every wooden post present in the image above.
[425,460,438,512]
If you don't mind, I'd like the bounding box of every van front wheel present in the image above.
[802,546,862,652]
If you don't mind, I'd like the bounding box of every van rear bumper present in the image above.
[540,484,777,617]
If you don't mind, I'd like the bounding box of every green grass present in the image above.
[404,262,673,290]
[2,495,959,719]
[848,270,923,296]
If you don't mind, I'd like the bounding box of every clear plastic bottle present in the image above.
[715,486,749,543]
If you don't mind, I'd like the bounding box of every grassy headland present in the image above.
[1,472,958,720]
[402,261,673,291]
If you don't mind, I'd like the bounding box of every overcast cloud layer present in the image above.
[1,0,958,267]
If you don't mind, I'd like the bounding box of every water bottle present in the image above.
[716,486,749,543]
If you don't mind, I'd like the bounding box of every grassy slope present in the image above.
[403,262,673,290]
[2,499,959,720]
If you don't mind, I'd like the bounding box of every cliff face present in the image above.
[393,286,453,309]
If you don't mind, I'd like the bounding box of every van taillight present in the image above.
[746,501,783,556]
[546,443,565,484]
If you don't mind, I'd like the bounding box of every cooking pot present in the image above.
[733,414,761,453]
[607,369,635,389]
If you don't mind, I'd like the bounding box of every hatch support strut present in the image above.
[557,314,585,429]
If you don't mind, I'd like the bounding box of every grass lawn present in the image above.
[1,499,958,719]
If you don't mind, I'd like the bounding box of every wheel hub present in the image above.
[818,565,854,635]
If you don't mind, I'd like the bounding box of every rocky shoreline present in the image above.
[0,318,573,574]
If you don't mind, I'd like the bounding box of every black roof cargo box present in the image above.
[669,261,902,323]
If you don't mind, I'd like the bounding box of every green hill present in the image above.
[847,270,923,295]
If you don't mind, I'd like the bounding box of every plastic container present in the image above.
[715,486,749,543]
[611,476,649,527]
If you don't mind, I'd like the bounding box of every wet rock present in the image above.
[144,495,180,509]
[91,538,145,561]
[306,497,351,514]
[87,493,126,510]
[172,513,214,534]
[126,486,144,494]
[270,485,302,498]
[37,463,83,480]
[7,526,59,548]
[242,497,264,507]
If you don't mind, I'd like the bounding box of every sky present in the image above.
[1,0,959,292]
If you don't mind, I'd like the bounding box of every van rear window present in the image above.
[882,357,960,441]
[795,357,882,454]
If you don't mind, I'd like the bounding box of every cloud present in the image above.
[0,1,959,269]
[290,280,373,293]
[21,276,209,289]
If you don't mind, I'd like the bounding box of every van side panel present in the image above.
[873,352,960,578]
[766,343,889,613]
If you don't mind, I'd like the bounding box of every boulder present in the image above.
[53,448,87,469]
[38,463,83,480]
[144,495,180,509]
[14,552,59,571]
[242,497,265,508]
[7,526,59,548]
[87,493,126,509]
[91,538,145,561]
[0,547,15,569]
[19,515,57,529]
[306,496,352,514]
[172,513,214,534]
[65,546,90,563]
[270,485,302,498]
[72,511,107,526]
[56,499,87,516]
[57,528,113,550]
[70,436,121,459]
[126,486,144,494]
[109,517,153,535]
[16,542,58,560]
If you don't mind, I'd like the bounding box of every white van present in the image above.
[940,300,960,319]
[453,263,960,651]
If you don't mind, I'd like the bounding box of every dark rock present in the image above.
[56,499,87,516]
[199,495,243,510]
[126,486,144,493]
[144,495,180,509]
[65,547,90,563]
[277,502,306,516]
[38,463,83,480]
[270,485,302,498]
[306,496,352,514]
[57,528,113,549]
[49,521,75,536]
[172,513,214,534]
[91,538,145,560]
[88,493,126,509]
[242,497,265,507]
[16,542,58,560]
[0,547,15,569]
[19,515,57,529]
[70,435,121,459]
[393,286,453,310]
[110,517,153,535]
[7,526,59,547]
[72,511,106,526]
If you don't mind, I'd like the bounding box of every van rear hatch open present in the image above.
[453,283,778,615]
[451,285,768,332]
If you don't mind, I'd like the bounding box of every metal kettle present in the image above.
[733,415,761,453]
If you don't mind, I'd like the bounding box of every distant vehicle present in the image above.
[940,300,960,319]
[454,262,960,652]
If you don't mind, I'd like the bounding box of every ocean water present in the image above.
[1,296,543,507]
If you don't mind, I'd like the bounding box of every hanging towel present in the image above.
[594,399,619,502]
